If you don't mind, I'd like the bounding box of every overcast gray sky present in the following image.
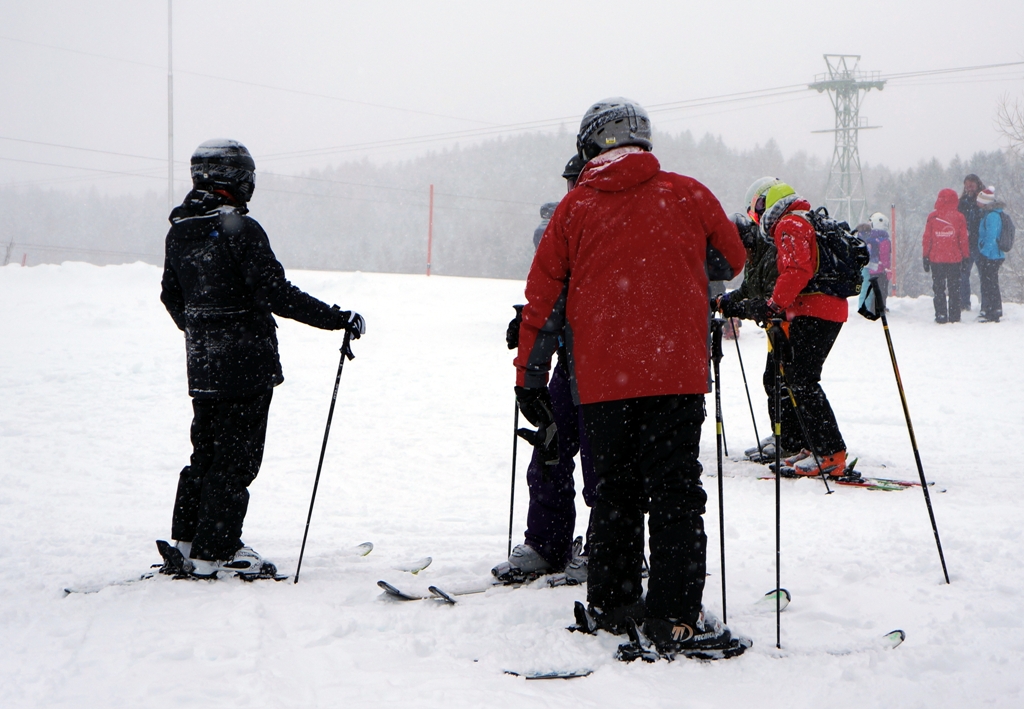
[2,0,1023,196]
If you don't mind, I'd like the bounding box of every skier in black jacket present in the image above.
[160,139,365,577]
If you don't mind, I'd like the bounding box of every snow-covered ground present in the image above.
[2,262,1022,708]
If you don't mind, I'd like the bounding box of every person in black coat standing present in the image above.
[957,174,985,311]
[160,139,365,577]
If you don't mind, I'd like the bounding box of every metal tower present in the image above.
[810,55,885,226]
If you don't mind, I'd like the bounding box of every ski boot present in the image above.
[569,600,644,636]
[491,544,552,584]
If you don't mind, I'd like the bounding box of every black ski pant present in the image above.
[762,317,846,458]
[524,362,596,569]
[930,262,962,322]
[959,252,975,309]
[977,257,1003,318]
[171,390,273,561]
[581,394,707,625]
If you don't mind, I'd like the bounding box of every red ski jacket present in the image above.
[922,189,970,263]
[768,200,849,323]
[515,148,745,404]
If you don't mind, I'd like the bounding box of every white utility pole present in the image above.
[167,0,174,212]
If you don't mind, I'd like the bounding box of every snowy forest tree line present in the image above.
[2,129,1022,302]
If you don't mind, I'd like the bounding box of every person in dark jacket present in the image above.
[976,186,1007,322]
[922,188,970,323]
[714,177,780,460]
[160,139,365,577]
[533,202,559,249]
[516,98,748,658]
[496,155,595,585]
[957,174,985,311]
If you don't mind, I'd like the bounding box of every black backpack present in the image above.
[801,207,871,298]
[998,212,1015,253]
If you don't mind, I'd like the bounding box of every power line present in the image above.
[881,60,1024,81]
[0,135,170,162]
[0,155,167,181]
[0,34,497,127]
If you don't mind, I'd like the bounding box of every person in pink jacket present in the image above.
[921,188,970,323]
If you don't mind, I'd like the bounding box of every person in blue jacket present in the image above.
[975,186,1006,323]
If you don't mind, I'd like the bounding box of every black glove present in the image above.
[506,304,524,350]
[745,298,783,328]
[716,293,747,320]
[514,386,559,466]
[922,258,931,273]
[331,306,366,339]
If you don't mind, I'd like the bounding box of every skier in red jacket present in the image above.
[751,183,849,477]
[515,98,748,659]
[922,188,970,323]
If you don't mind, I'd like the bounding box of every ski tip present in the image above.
[765,587,791,602]
[356,542,374,556]
[395,556,432,574]
[756,588,791,611]
[377,579,399,593]
[504,669,594,680]
[428,585,457,604]
[883,629,906,648]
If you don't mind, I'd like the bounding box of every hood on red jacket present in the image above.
[934,188,959,211]
[575,147,660,193]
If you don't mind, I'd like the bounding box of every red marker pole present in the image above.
[426,184,434,277]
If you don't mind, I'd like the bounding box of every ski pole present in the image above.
[295,330,355,584]
[871,279,950,584]
[767,325,833,495]
[731,317,764,460]
[711,317,728,623]
[508,401,520,558]
[771,318,783,649]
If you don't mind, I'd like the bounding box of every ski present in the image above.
[392,556,432,574]
[64,569,159,595]
[504,669,593,680]
[344,542,375,557]
[379,574,545,603]
[824,630,906,656]
[428,585,458,604]
[760,468,936,491]
[753,587,791,612]
[377,580,429,601]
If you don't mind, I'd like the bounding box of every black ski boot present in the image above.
[569,600,644,636]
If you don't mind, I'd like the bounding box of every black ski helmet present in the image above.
[190,139,256,203]
[562,154,585,188]
[576,98,652,162]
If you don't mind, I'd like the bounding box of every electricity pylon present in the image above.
[810,55,885,226]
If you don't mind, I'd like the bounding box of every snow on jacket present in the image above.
[978,205,1006,261]
[764,197,849,323]
[161,190,344,399]
[863,229,891,276]
[922,189,970,264]
[515,147,745,404]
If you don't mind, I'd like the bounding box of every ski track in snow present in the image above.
[1,262,1023,708]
